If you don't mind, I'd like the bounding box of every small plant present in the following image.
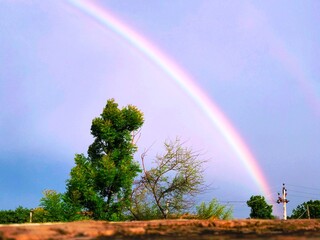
[196,198,233,220]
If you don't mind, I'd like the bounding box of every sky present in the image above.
[0,0,319,218]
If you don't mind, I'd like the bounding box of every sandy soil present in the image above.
[1,219,320,240]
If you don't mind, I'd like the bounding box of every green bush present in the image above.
[31,207,48,223]
[39,189,87,222]
[196,199,233,220]
[0,206,30,224]
[39,189,66,222]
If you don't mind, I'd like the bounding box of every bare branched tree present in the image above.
[130,138,207,219]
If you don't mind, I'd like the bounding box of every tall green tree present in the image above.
[66,99,144,220]
[247,195,273,219]
[290,200,320,219]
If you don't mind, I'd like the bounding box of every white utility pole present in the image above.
[283,184,287,220]
[277,183,289,220]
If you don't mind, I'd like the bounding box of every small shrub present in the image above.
[196,198,233,220]
[32,208,48,223]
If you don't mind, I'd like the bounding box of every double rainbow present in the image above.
[67,0,272,198]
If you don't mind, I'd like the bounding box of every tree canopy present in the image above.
[290,200,320,219]
[66,99,144,220]
[247,195,273,219]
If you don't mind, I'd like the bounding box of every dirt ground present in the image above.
[1,219,320,240]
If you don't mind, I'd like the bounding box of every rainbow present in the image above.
[67,0,272,198]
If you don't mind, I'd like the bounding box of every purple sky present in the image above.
[1,0,319,218]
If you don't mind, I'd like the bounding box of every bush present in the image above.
[39,189,66,222]
[196,199,233,220]
[31,207,48,223]
[14,206,30,223]
[0,206,30,224]
[39,189,86,222]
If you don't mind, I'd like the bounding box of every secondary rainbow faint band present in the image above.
[67,0,272,199]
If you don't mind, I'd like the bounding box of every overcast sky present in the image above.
[1,0,319,218]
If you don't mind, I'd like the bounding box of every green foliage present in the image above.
[39,189,65,222]
[290,200,320,219]
[66,99,144,220]
[247,195,273,219]
[196,199,233,220]
[130,138,206,219]
[32,208,48,223]
[0,206,30,224]
[38,189,82,222]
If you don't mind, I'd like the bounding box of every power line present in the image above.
[290,194,320,202]
[286,183,320,191]
[288,189,320,197]
[290,194,310,198]
[218,201,247,203]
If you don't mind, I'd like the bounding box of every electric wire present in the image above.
[286,183,320,191]
[288,189,320,197]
